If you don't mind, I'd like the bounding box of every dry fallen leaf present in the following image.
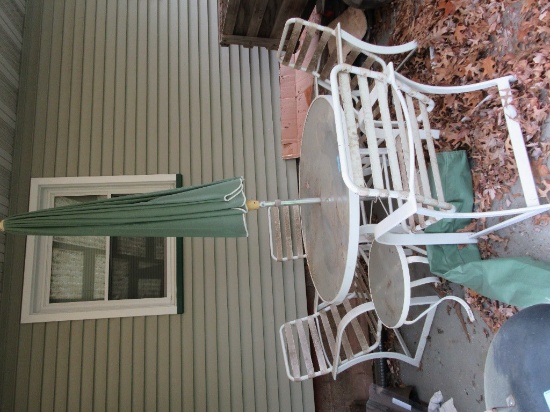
[372,0,550,332]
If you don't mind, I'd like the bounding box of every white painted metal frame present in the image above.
[332,243,474,377]
[279,293,379,382]
[279,243,475,382]
[330,63,550,246]
[21,175,179,323]
[367,243,473,328]
[277,17,416,94]
[261,198,320,262]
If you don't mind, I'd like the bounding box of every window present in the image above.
[21,175,182,323]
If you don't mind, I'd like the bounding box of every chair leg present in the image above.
[405,295,474,325]
[496,76,540,207]
[408,305,437,366]
[393,327,412,358]
[330,295,462,377]
[334,309,437,372]
[344,296,463,369]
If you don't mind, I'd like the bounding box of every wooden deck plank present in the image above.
[219,34,279,50]
[220,0,316,49]
[246,0,268,37]
[270,0,309,39]
[257,0,282,38]
[219,0,240,36]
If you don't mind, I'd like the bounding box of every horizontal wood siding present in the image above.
[0,0,25,316]
[0,0,314,411]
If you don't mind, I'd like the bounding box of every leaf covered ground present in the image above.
[371,0,550,331]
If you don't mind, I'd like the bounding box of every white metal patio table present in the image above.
[299,96,361,305]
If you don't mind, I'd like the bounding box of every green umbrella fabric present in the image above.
[441,257,550,308]
[426,151,550,308]
[1,177,249,238]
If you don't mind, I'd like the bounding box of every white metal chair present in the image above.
[277,17,417,95]
[266,200,309,262]
[279,245,474,381]
[330,63,550,245]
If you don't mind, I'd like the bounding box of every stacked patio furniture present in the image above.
[273,17,550,382]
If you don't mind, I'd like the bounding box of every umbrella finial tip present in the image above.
[246,200,261,211]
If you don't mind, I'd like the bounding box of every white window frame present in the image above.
[21,174,179,323]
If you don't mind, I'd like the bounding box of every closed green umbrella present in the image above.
[0,177,251,238]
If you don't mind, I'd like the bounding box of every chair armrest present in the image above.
[394,72,516,95]
[417,204,550,220]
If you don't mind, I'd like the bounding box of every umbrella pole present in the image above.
[0,198,322,232]
[246,198,321,210]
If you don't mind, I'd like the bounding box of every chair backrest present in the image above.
[332,63,549,245]
[277,18,416,86]
[279,293,377,381]
[331,63,453,233]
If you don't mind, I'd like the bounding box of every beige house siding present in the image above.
[0,0,25,305]
[0,0,314,411]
